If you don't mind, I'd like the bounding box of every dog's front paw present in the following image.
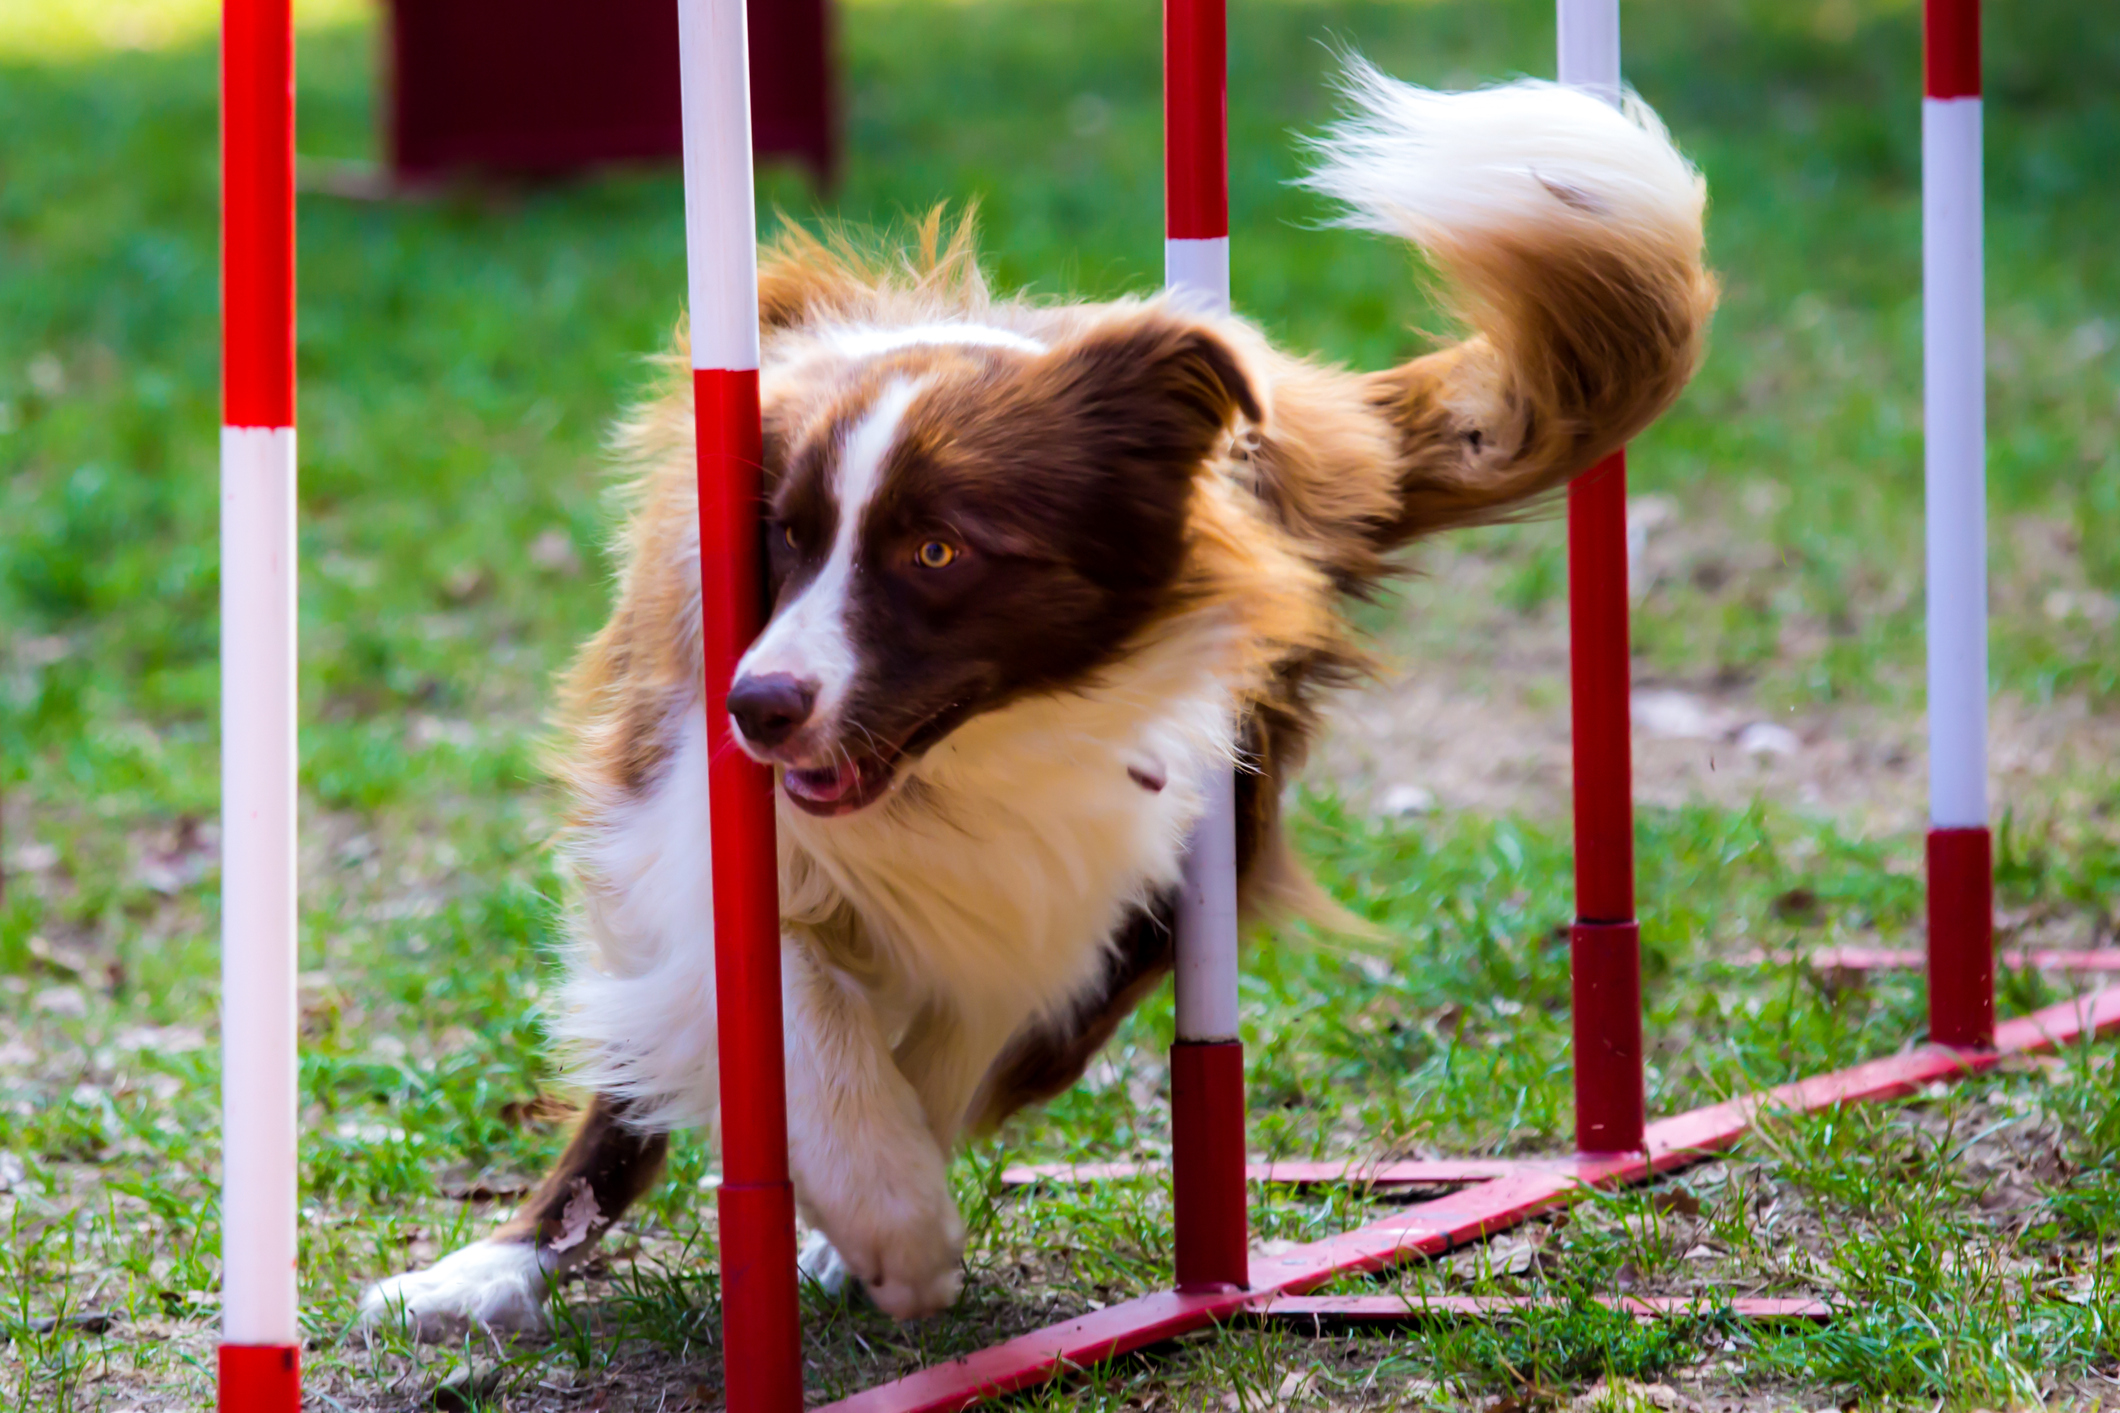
[864,1241,963,1320]
[358,1240,552,1342]
[831,1189,966,1320]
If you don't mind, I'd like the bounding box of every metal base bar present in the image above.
[821,985,2120,1413]
[217,1344,300,1413]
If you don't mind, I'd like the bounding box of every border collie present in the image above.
[361,65,1715,1337]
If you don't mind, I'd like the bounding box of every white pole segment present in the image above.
[220,425,300,1347]
[1556,0,1621,104]
[1167,241,1241,1045]
[679,0,762,374]
[1174,769,1242,1041]
[1923,95,1988,829]
[1165,238,1230,316]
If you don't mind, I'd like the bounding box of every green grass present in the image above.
[3,0,2119,1407]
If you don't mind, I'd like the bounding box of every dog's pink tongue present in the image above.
[786,761,857,803]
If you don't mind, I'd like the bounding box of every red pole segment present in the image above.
[219,0,302,1406]
[1570,919,1644,1151]
[1170,1039,1247,1289]
[677,2,801,1408]
[218,1346,300,1413]
[1558,0,1646,1164]
[699,368,802,1405]
[1922,0,1993,1049]
[1927,828,1994,1046]
[223,0,295,430]
[1566,453,1637,926]
[1924,0,1980,100]
[1164,0,1227,243]
[1164,0,1248,1294]
[1566,452,1645,1154]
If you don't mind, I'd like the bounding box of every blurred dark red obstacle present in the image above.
[384,0,835,184]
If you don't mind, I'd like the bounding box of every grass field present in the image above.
[3,0,2119,1407]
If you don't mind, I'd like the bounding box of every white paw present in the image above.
[798,1230,855,1298]
[358,1240,553,1342]
[864,1243,963,1320]
[827,1191,966,1320]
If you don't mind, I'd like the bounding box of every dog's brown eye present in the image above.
[915,540,957,570]
[782,525,798,550]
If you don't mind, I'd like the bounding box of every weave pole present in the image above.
[1557,0,1646,1157]
[1922,0,1993,1049]
[218,0,302,1407]
[677,2,804,1409]
[1164,0,1249,1294]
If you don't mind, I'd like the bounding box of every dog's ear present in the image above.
[968,314,1255,593]
[899,312,1257,598]
[1028,313,1260,480]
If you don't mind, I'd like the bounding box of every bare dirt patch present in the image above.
[1310,506,2120,837]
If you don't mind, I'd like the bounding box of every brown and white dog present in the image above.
[360,66,1715,1337]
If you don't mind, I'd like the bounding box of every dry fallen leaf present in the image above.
[1651,1189,1704,1218]
[1771,887,1822,923]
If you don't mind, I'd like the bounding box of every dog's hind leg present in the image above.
[358,1094,667,1340]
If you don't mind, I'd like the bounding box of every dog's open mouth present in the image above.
[774,700,972,818]
[780,751,898,817]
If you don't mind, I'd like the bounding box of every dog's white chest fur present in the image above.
[558,614,1242,1133]
[784,617,1238,1021]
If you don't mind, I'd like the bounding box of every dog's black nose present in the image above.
[727,673,818,749]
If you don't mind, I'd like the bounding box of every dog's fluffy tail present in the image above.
[1303,63,1716,545]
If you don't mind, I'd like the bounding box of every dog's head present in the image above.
[727,310,1257,817]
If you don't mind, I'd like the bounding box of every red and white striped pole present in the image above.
[1922,0,1993,1049]
[219,0,302,1407]
[677,3,803,1410]
[1164,0,1248,1294]
[1557,0,1646,1157]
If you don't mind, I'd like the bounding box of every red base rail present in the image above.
[1254,1294,1834,1326]
[824,985,2120,1413]
[1746,946,2120,974]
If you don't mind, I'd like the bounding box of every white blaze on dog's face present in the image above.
[725,313,1260,818]
[730,376,921,792]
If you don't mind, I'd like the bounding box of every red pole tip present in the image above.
[1163,0,1229,240]
[221,0,297,427]
[1924,0,1980,99]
